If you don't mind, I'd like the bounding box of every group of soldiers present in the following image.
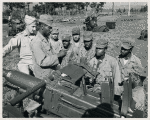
[3,13,146,117]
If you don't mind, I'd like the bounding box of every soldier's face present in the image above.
[26,22,36,34]
[120,47,131,57]
[96,48,106,57]
[84,40,92,49]
[62,40,70,49]
[73,35,80,42]
[43,25,52,37]
[51,34,59,41]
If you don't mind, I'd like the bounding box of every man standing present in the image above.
[60,34,74,68]
[88,39,122,96]
[30,14,67,79]
[71,27,83,63]
[79,31,96,63]
[3,15,37,74]
[117,37,145,111]
[3,15,40,117]
[49,27,63,54]
[117,37,143,81]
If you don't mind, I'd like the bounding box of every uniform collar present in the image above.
[23,29,29,36]
[23,29,36,37]
[37,32,48,43]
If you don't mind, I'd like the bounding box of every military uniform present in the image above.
[79,31,96,63]
[117,38,143,81]
[71,27,84,63]
[88,39,122,95]
[60,34,75,68]
[117,38,145,111]
[3,29,35,74]
[49,28,63,54]
[3,15,40,116]
[30,31,59,79]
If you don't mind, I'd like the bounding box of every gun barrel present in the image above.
[10,81,46,106]
[3,69,43,90]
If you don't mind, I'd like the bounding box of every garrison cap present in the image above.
[39,14,53,26]
[83,31,93,41]
[24,15,36,25]
[62,34,71,41]
[72,27,80,35]
[121,37,135,49]
[51,27,59,34]
[96,38,108,48]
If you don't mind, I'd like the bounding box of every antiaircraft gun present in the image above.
[3,62,146,118]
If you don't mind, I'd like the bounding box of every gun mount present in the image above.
[3,63,146,118]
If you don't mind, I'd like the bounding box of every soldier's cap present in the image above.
[24,15,36,25]
[121,37,135,49]
[62,34,71,41]
[83,31,93,41]
[38,14,53,26]
[96,39,108,49]
[72,27,80,35]
[51,27,59,34]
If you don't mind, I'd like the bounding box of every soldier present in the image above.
[88,39,122,96]
[3,15,37,75]
[3,15,40,117]
[117,37,145,111]
[117,37,143,82]
[60,34,74,68]
[49,27,63,54]
[79,31,96,63]
[84,10,109,32]
[30,14,67,79]
[71,27,83,63]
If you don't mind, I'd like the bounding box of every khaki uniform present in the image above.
[117,54,143,81]
[89,54,122,95]
[49,38,63,54]
[118,37,145,111]
[3,29,34,74]
[60,44,74,68]
[79,43,96,62]
[71,40,84,63]
[117,54,145,111]
[30,32,59,79]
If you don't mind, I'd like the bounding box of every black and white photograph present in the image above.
[2,2,148,118]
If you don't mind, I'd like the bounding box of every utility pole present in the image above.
[128,2,130,16]
[112,2,114,16]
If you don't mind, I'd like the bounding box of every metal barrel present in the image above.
[10,81,46,106]
[3,69,43,90]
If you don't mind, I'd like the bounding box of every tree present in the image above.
[130,8,133,12]
[85,2,90,11]
[144,4,147,12]
[4,2,25,11]
[117,8,122,13]
[123,8,126,13]
[26,2,32,12]
[90,2,97,8]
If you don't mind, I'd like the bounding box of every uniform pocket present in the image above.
[103,67,113,77]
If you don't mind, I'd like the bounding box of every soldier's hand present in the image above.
[57,49,67,58]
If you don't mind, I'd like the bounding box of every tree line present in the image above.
[117,4,147,14]
[3,2,106,16]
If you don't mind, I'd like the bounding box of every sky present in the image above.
[30,2,147,10]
